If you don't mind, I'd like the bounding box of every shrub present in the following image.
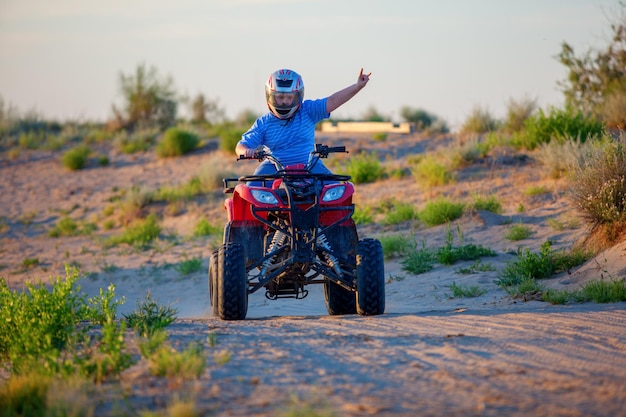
[535,138,593,179]
[497,241,554,287]
[512,107,604,150]
[219,126,246,153]
[379,235,413,259]
[602,88,626,130]
[505,223,533,241]
[174,255,203,275]
[402,243,436,275]
[381,201,417,225]
[115,130,156,154]
[154,177,204,202]
[544,278,626,304]
[198,159,236,191]
[450,136,487,167]
[48,217,79,237]
[342,152,385,184]
[471,195,502,214]
[106,214,161,248]
[61,145,91,170]
[569,136,626,226]
[148,341,207,380]
[418,198,464,226]
[353,206,374,225]
[372,132,387,142]
[410,155,455,188]
[460,106,499,135]
[448,282,487,298]
[0,267,125,376]
[193,218,222,237]
[156,127,199,157]
[503,96,537,133]
[124,291,177,338]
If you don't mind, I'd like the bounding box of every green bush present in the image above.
[106,214,161,248]
[512,107,604,150]
[496,241,554,287]
[124,291,177,338]
[0,267,127,376]
[342,152,385,184]
[219,126,246,153]
[471,195,502,214]
[48,217,78,237]
[193,218,221,237]
[460,106,499,135]
[535,138,593,179]
[353,206,374,225]
[601,88,626,130]
[115,130,156,154]
[410,155,455,188]
[379,235,413,259]
[569,136,626,226]
[544,278,626,304]
[503,96,537,133]
[61,145,91,170]
[381,201,417,225]
[505,223,533,241]
[156,127,199,157]
[418,198,464,226]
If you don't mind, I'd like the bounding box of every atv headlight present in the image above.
[251,189,279,205]
[322,186,346,202]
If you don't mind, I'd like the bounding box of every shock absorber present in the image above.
[259,230,287,276]
[317,232,343,277]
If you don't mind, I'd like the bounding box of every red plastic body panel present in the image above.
[224,181,354,226]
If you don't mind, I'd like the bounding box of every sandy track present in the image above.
[114,304,626,417]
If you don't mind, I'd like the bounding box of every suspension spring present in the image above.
[317,232,343,277]
[259,230,287,276]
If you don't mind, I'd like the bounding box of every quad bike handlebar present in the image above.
[237,144,348,166]
[225,144,351,191]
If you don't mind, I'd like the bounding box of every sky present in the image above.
[0,0,620,130]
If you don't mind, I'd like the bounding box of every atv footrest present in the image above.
[265,284,309,300]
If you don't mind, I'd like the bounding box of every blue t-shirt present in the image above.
[238,98,330,166]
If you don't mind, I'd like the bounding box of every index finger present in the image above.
[359,68,364,77]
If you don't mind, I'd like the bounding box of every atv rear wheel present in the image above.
[355,238,385,316]
[208,249,219,317]
[216,243,248,320]
[323,280,356,315]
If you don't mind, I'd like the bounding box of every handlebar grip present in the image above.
[331,146,346,153]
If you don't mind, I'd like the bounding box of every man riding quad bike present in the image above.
[209,144,385,320]
[208,68,383,320]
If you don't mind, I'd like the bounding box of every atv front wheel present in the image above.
[355,238,385,316]
[216,243,248,320]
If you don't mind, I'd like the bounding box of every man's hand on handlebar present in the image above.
[239,145,272,160]
[242,148,257,159]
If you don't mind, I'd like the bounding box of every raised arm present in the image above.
[325,68,371,114]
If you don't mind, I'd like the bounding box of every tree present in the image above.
[400,106,435,129]
[400,106,449,133]
[112,63,178,130]
[183,93,225,125]
[558,4,626,128]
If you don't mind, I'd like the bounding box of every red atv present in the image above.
[209,144,385,320]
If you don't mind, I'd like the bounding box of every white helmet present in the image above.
[265,69,304,119]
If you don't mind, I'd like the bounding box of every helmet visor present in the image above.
[268,92,300,111]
